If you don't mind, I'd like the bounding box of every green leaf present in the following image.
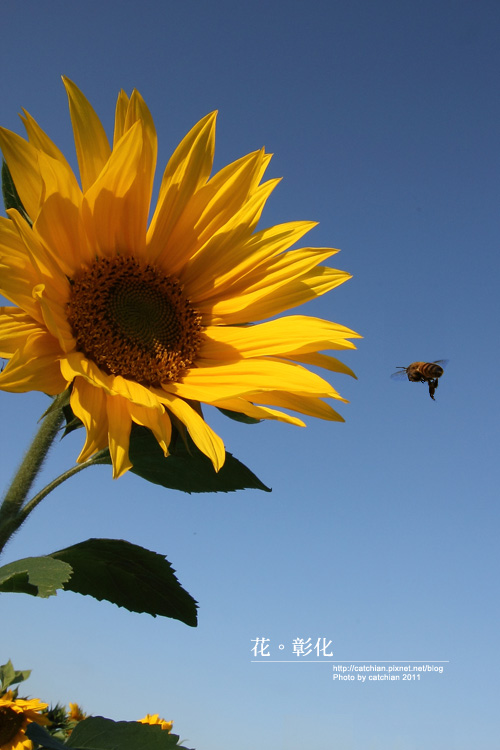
[0,659,31,692]
[216,406,261,425]
[69,717,193,750]
[39,389,71,419]
[26,724,68,750]
[0,556,73,597]
[1,160,32,224]
[27,717,195,750]
[0,540,196,625]
[39,391,83,437]
[30,716,194,750]
[119,424,271,493]
[51,538,198,626]
[61,404,83,437]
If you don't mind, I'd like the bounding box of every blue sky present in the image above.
[1,1,499,748]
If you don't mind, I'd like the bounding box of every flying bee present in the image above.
[391,360,448,400]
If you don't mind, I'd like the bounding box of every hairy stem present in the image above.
[0,393,67,554]
[18,451,109,523]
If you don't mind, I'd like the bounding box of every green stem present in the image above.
[18,451,109,523]
[0,392,67,554]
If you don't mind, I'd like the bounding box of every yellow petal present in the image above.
[162,359,336,403]
[0,216,42,316]
[152,148,271,272]
[0,256,42,324]
[223,247,338,301]
[37,149,81,205]
[158,392,225,471]
[185,221,317,302]
[33,153,91,274]
[7,208,68,290]
[21,109,76,175]
[0,330,65,393]
[20,109,82,211]
[112,88,157,242]
[5,211,69,340]
[71,378,109,461]
[119,89,157,167]
[106,394,133,478]
[179,178,279,295]
[60,351,115,393]
[201,316,359,360]
[32,284,74,353]
[63,77,111,191]
[202,262,352,325]
[83,121,146,256]
[129,402,172,456]
[0,214,33,265]
[61,354,164,410]
[281,351,358,378]
[110,374,165,410]
[113,90,130,145]
[248,391,346,420]
[0,126,42,220]
[146,112,217,262]
[0,308,41,356]
[202,246,339,300]
[213,397,305,426]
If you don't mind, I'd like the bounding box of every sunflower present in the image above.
[0,79,360,478]
[66,703,86,723]
[0,692,50,750]
[138,713,173,732]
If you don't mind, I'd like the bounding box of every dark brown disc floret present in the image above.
[66,256,203,387]
[0,706,25,746]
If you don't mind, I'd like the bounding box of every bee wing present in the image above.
[432,359,449,369]
[390,368,409,380]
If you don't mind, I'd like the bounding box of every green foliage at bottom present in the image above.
[27,718,194,750]
[53,538,198,625]
[0,539,197,625]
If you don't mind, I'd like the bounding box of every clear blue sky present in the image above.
[1,2,499,748]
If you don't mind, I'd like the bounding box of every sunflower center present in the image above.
[0,707,25,744]
[67,257,203,387]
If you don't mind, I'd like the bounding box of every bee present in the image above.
[391,360,448,400]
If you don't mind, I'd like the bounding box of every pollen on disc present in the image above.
[67,257,203,386]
